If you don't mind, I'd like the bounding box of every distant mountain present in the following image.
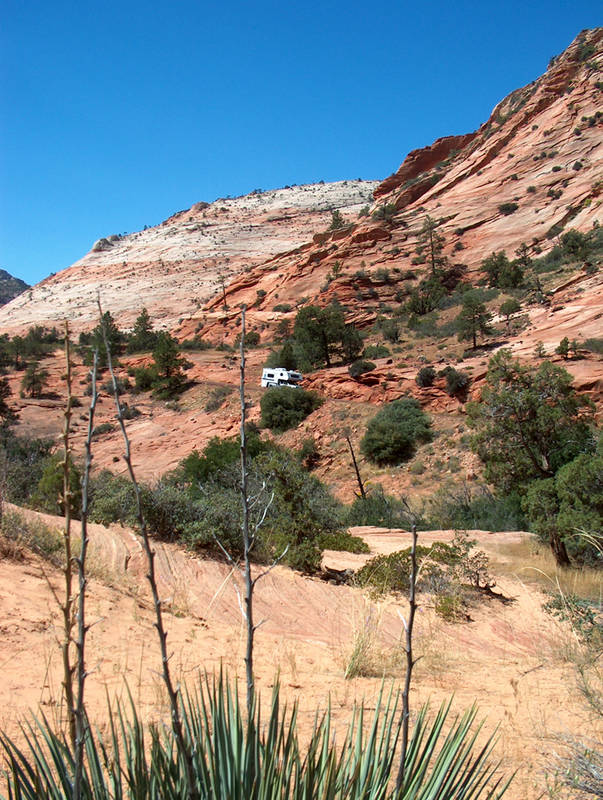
[0,269,29,306]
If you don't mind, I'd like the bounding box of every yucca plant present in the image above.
[2,675,511,799]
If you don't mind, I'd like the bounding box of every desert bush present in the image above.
[438,366,470,396]
[92,422,115,437]
[30,452,82,518]
[423,483,526,532]
[348,359,376,378]
[100,377,131,396]
[0,508,64,565]
[89,470,137,527]
[346,485,413,528]
[498,202,518,215]
[120,403,141,420]
[481,251,523,289]
[297,437,320,470]
[205,385,234,412]
[582,337,603,354]
[260,386,322,433]
[522,441,602,566]
[179,335,213,351]
[544,591,602,646]
[234,330,260,348]
[183,447,348,573]
[361,398,432,465]
[363,344,391,359]
[372,202,397,221]
[416,366,436,387]
[356,531,493,607]
[405,277,446,315]
[0,431,54,506]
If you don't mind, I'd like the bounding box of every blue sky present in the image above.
[1,1,600,286]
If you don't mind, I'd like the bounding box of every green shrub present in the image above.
[0,509,64,565]
[361,398,432,465]
[297,437,320,470]
[121,403,141,420]
[481,251,523,288]
[30,452,82,518]
[348,359,376,378]
[92,422,115,437]
[133,366,155,392]
[363,344,391,359]
[372,202,397,221]
[357,531,493,600]
[179,335,213,351]
[582,338,603,354]
[328,209,346,230]
[435,593,467,622]
[522,442,603,566]
[356,542,457,595]
[346,486,413,528]
[1,431,54,506]
[260,387,322,433]
[439,366,470,396]
[101,377,131,396]
[498,202,518,215]
[416,366,436,387]
[318,529,368,553]
[234,330,260,348]
[423,483,526,532]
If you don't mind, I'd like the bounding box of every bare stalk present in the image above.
[395,521,418,793]
[97,300,197,800]
[73,348,98,800]
[344,429,366,499]
[60,322,76,748]
[239,305,255,716]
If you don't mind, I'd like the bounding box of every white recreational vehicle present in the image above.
[261,368,303,388]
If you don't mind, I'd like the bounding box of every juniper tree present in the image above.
[415,216,447,275]
[456,290,493,349]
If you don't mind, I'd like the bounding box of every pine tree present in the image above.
[415,216,447,275]
[456,290,493,349]
[151,332,192,398]
[21,361,49,398]
[127,308,158,353]
[0,376,14,424]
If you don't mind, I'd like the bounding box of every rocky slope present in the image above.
[0,269,29,306]
[186,28,602,342]
[0,181,376,336]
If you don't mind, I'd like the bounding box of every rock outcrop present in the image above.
[0,181,377,335]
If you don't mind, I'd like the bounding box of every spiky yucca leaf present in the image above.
[1,677,511,800]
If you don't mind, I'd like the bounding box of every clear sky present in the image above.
[1,0,600,286]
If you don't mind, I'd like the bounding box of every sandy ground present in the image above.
[0,507,599,799]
